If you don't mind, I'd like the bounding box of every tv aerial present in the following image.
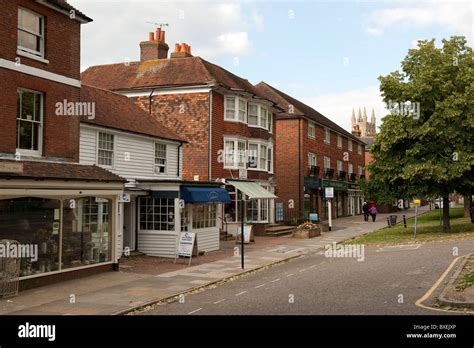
[146,21,169,29]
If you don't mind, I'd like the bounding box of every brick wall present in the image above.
[132,92,210,181]
[302,120,366,176]
[0,69,80,160]
[275,118,302,216]
[0,0,82,80]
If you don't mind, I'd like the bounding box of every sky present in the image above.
[69,0,473,132]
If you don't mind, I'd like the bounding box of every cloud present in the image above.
[216,32,252,56]
[368,0,473,42]
[69,0,261,70]
[303,86,387,133]
[365,27,384,37]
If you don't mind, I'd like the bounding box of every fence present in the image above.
[0,239,21,298]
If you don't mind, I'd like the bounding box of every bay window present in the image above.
[260,107,268,129]
[248,104,259,126]
[267,147,273,173]
[248,143,258,169]
[259,144,267,169]
[224,138,246,169]
[225,96,247,122]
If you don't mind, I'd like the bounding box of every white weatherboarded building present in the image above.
[79,85,229,257]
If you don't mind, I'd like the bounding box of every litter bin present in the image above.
[389,215,398,226]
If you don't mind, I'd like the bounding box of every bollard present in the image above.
[387,217,391,227]
[403,215,407,228]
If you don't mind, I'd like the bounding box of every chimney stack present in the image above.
[140,28,169,61]
[352,124,361,137]
[170,42,193,58]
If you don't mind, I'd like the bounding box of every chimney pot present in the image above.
[160,30,165,43]
[180,43,187,52]
[149,32,155,41]
[174,43,181,52]
[156,28,161,41]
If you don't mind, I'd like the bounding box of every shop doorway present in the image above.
[123,200,136,251]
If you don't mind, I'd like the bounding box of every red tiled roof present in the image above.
[80,84,185,143]
[0,160,125,182]
[44,0,92,22]
[255,82,363,143]
[81,56,273,103]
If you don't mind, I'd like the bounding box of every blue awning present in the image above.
[180,186,231,204]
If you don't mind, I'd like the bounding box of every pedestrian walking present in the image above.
[369,205,378,222]
[362,202,369,221]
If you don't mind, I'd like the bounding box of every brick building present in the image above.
[0,0,126,289]
[255,82,367,222]
[81,30,278,236]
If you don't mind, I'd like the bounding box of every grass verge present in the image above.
[346,207,473,245]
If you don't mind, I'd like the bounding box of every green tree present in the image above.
[371,36,474,232]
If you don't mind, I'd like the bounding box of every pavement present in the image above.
[0,207,428,315]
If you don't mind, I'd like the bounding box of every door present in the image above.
[123,200,136,251]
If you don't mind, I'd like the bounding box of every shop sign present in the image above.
[325,187,334,199]
[348,183,360,190]
[177,232,197,257]
[321,179,348,190]
[0,162,23,174]
[304,177,320,189]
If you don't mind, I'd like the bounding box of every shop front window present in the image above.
[62,197,112,269]
[139,197,175,231]
[246,199,259,222]
[192,204,217,229]
[0,197,60,276]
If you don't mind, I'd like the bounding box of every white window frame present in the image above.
[348,139,353,152]
[248,103,271,131]
[267,112,273,133]
[348,162,354,174]
[324,156,331,170]
[358,165,363,176]
[248,103,259,126]
[192,204,217,229]
[308,152,317,168]
[154,142,167,174]
[16,88,43,157]
[337,160,343,172]
[267,147,273,173]
[17,7,45,58]
[223,138,247,169]
[224,95,247,123]
[308,122,316,139]
[324,128,330,144]
[337,134,342,148]
[247,140,272,172]
[97,132,114,168]
[358,143,362,155]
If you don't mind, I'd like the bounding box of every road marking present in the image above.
[271,278,281,283]
[299,269,306,273]
[309,265,317,269]
[255,284,265,289]
[415,255,474,314]
[235,291,247,296]
[213,299,226,305]
[188,308,202,315]
[376,244,422,252]
[286,273,294,277]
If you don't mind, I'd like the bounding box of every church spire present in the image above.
[363,107,367,121]
[357,107,362,122]
[371,108,376,125]
[351,108,356,125]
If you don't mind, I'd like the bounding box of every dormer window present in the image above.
[18,8,44,58]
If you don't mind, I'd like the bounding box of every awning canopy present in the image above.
[227,180,277,200]
[180,186,231,204]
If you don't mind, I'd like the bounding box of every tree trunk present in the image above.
[464,195,472,218]
[442,195,451,232]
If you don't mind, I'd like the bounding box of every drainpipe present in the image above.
[208,91,213,181]
[177,142,183,177]
[298,118,302,220]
